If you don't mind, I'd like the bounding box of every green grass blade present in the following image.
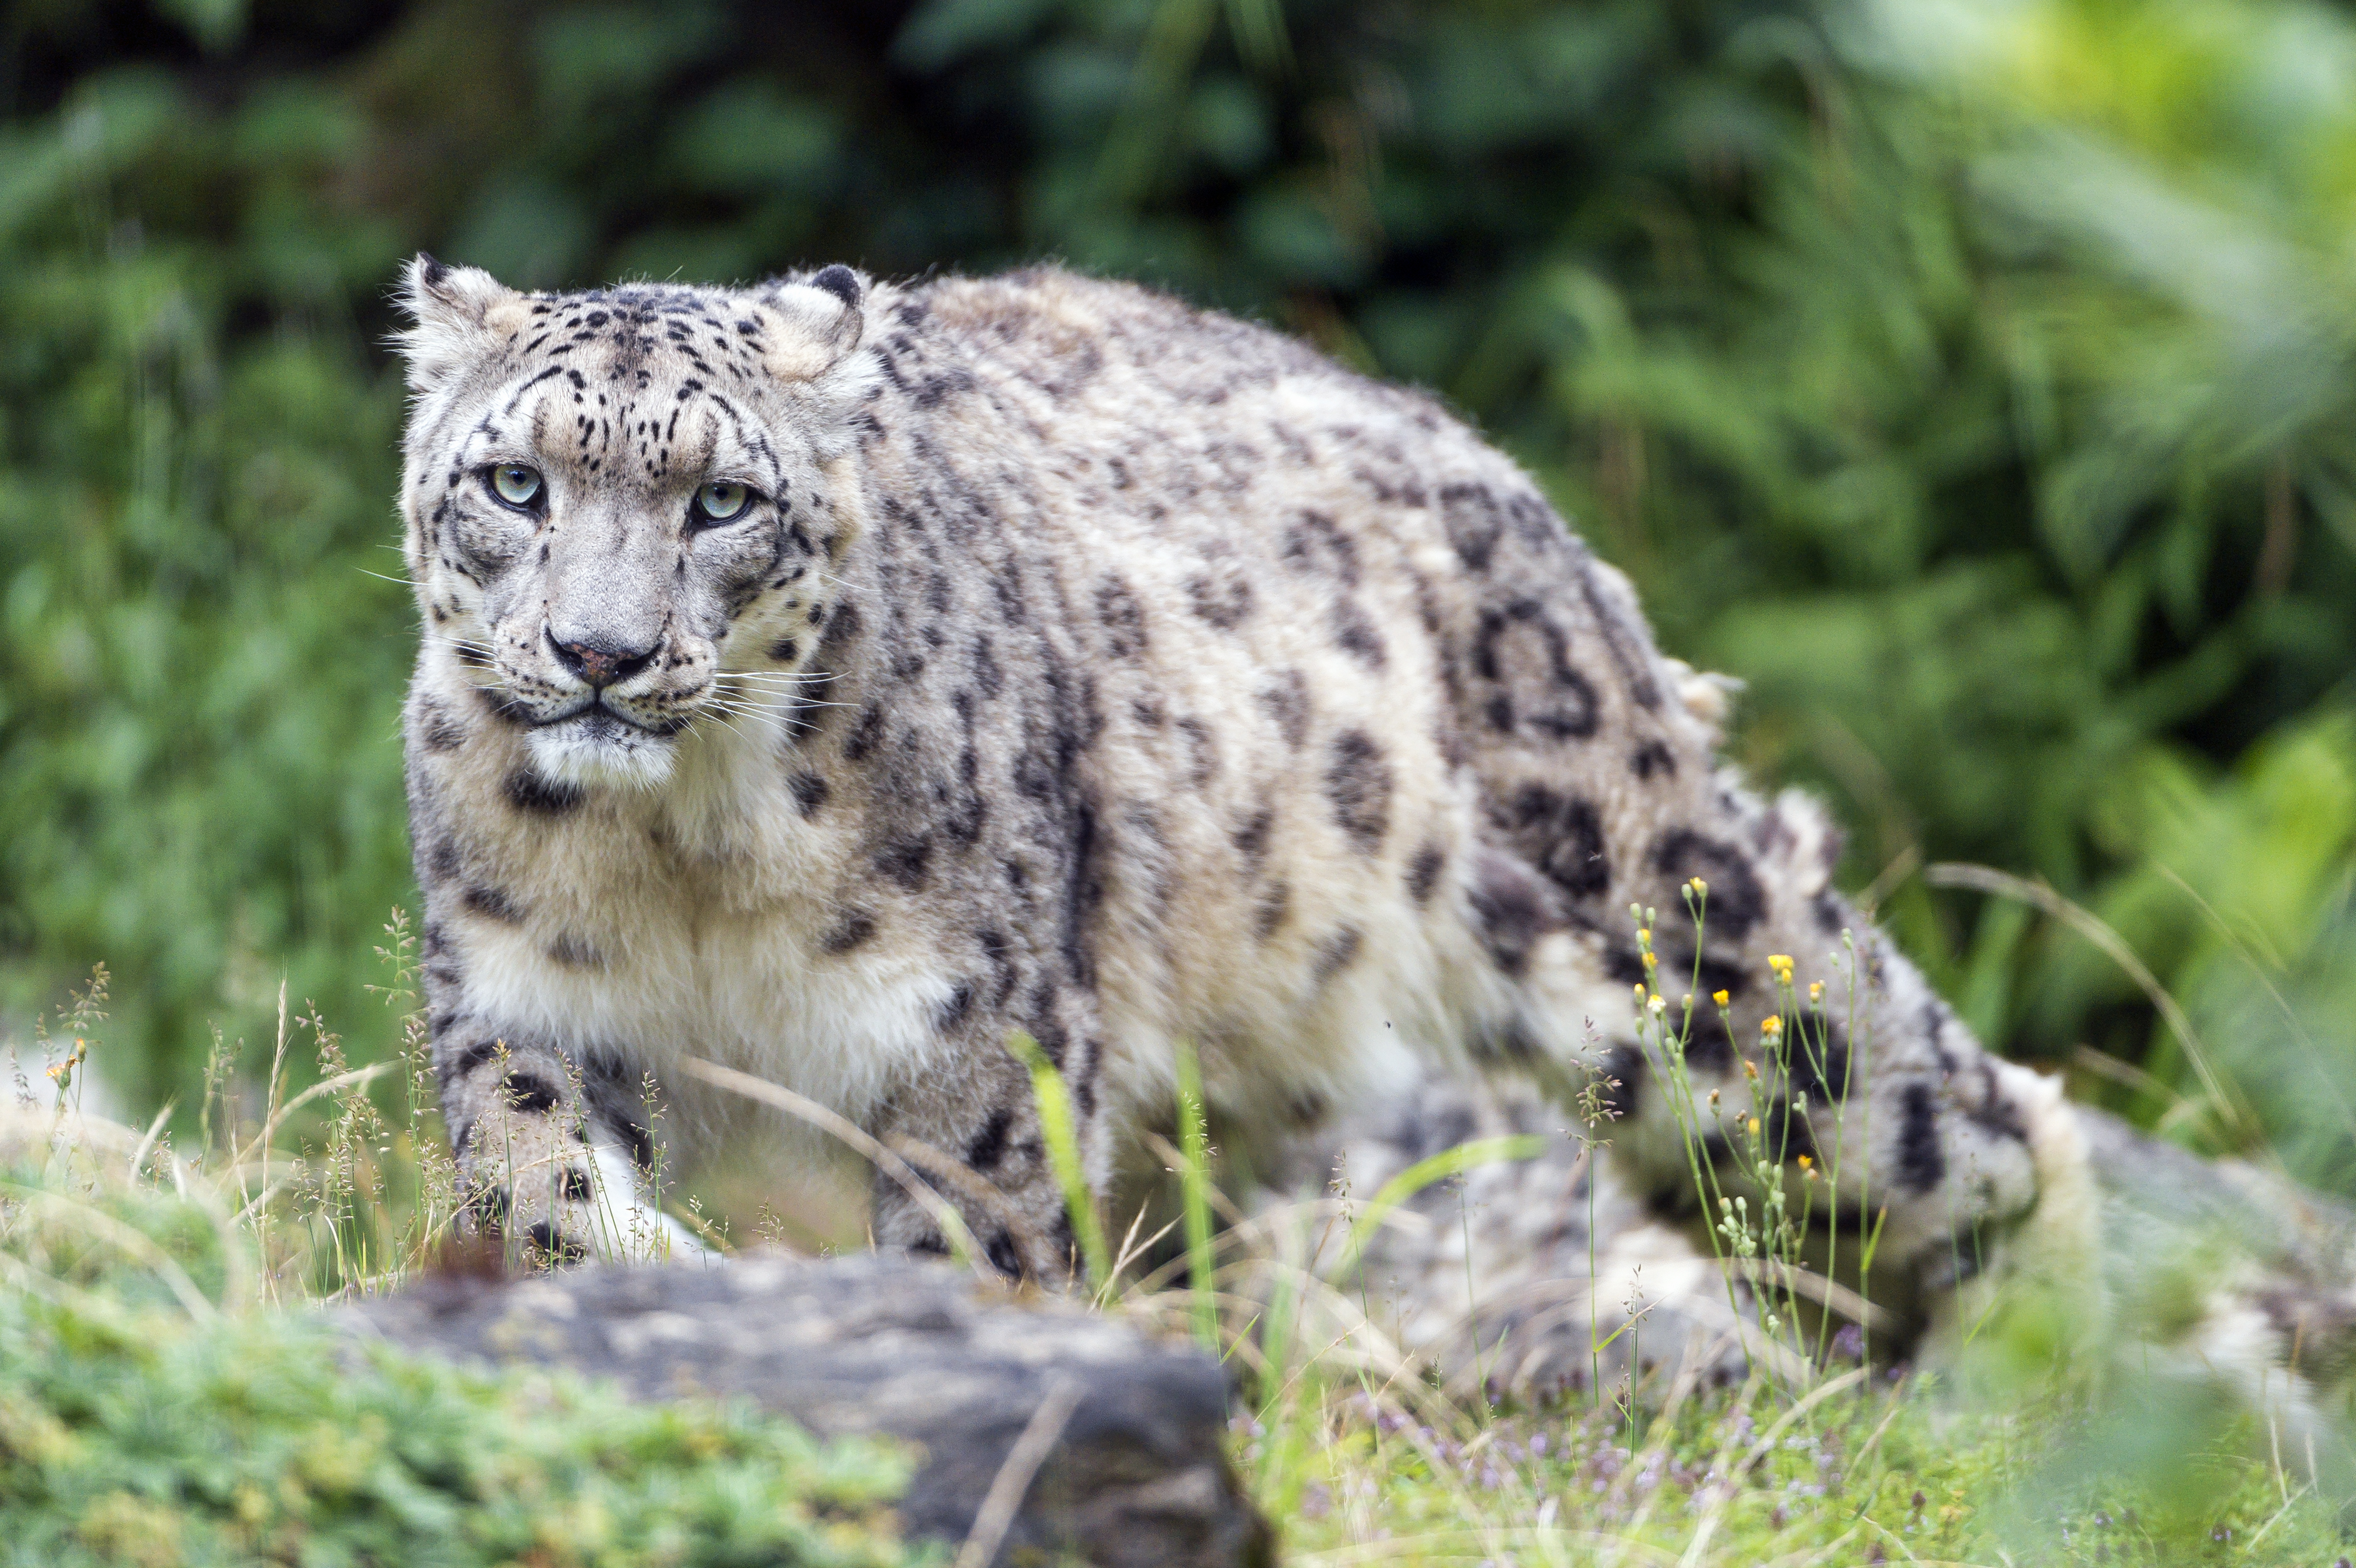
[1173,1038,1219,1348]
[1345,1134,1545,1265]
[1006,1030,1111,1286]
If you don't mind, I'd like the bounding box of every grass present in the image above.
[4,912,2351,1566]
[1260,1380,2348,1566]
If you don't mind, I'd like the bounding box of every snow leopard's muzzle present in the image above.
[473,614,717,791]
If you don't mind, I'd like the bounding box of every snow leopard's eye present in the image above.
[485,465,543,510]
[690,481,753,526]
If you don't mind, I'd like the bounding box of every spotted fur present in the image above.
[397,258,2057,1283]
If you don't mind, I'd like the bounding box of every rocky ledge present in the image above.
[345,1252,1273,1568]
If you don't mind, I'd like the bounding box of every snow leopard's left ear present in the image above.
[397,255,532,394]
[754,265,875,457]
[756,264,866,378]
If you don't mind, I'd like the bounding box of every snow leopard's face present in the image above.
[395,256,873,791]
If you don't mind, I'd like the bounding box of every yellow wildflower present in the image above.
[1711,989,1730,1007]
[1760,1015,1783,1039]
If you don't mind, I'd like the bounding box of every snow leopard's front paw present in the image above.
[459,1115,703,1268]
[457,1111,596,1267]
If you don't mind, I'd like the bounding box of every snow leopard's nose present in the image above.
[551,634,656,690]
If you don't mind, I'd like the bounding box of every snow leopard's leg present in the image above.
[865,980,1109,1282]
[427,990,699,1262]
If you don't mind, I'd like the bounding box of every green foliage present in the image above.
[0,1153,922,1568]
[0,0,2348,1182]
[0,63,412,1097]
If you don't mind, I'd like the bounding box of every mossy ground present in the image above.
[0,1145,926,1568]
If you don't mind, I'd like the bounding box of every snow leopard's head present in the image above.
[395,256,874,791]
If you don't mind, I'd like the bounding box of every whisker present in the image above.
[702,695,792,728]
[721,685,849,703]
[720,679,851,698]
[710,680,857,709]
[698,707,788,748]
[699,711,756,744]
[710,700,798,734]
[705,693,781,717]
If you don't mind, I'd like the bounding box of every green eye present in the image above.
[488,465,543,507]
[694,482,752,524]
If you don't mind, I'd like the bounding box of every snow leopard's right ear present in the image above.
[397,255,531,393]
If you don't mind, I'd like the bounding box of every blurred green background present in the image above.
[0,0,2349,1184]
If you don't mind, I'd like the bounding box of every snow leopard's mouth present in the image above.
[522,704,689,791]
[526,697,691,740]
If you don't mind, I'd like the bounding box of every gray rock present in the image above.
[345,1251,1273,1568]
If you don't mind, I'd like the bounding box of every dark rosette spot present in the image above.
[1630,740,1675,780]
[1231,807,1274,870]
[1186,570,1254,629]
[1312,925,1363,984]
[822,910,878,953]
[463,884,525,923]
[417,699,468,753]
[505,770,585,815]
[1491,784,1610,899]
[1095,575,1148,659]
[1467,846,1565,976]
[548,933,602,968]
[788,771,830,817]
[1332,601,1387,669]
[1406,842,1447,903]
[1253,881,1289,940]
[966,1107,1014,1171]
[1595,1044,1645,1120]
[1258,670,1310,748]
[1897,1082,1944,1193]
[1325,730,1393,853]
[501,1071,561,1114]
[1472,599,1597,740]
[1439,483,1504,570]
[1649,830,1767,942]
[1279,510,1360,585]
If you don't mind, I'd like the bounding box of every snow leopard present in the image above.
[393,255,2080,1326]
